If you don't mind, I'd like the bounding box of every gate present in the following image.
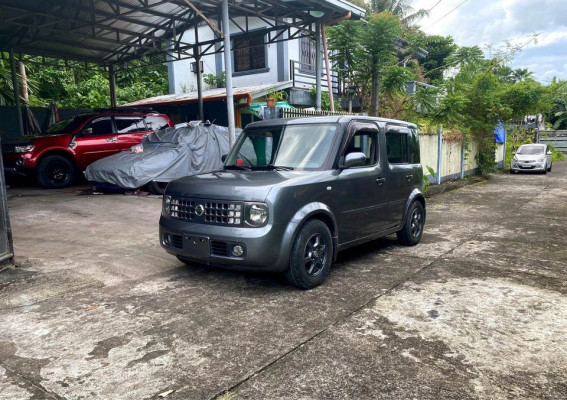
[0,138,14,264]
[538,130,567,154]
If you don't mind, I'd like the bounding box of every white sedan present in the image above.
[510,144,553,174]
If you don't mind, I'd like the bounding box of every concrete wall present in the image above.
[420,130,504,183]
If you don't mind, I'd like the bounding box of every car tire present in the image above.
[543,163,548,174]
[148,181,167,195]
[36,155,75,188]
[285,219,333,290]
[548,163,552,172]
[397,201,425,246]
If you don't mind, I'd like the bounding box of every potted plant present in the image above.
[265,89,287,107]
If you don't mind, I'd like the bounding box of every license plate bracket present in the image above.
[183,235,210,257]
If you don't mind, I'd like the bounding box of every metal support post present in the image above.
[196,55,204,121]
[315,24,322,111]
[321,24,334,112]
[222,0,235,146]
[437,124,443,185]
[460,140,465,179]
[109,64,117,108]
[9,49,24,137]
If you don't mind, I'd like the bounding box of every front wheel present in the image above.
[36,155,75,188]
[397,201,425,246]
[285,220,333,290]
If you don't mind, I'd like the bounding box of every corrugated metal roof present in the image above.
[122,81,293,106]
[0,0,365,66]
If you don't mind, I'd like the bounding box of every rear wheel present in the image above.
[285,220,333,290]
[36,155,75,188]
[397,201,425,246]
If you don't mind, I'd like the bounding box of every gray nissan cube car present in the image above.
[159,116,425,289]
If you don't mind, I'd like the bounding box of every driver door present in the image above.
[72,117,120,168]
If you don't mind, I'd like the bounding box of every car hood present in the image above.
[515,153,544,160]
[3,133,72,145]
[165,170,329,202]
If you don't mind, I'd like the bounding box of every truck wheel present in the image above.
[285,220,333,290]
[397,201,425,246]
[37,155,75,188]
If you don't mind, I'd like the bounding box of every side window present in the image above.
[114,117,146,134]
[144,116,169,132]
[82,117,113,136]
[346,131,378,166]
[386,130,408,164]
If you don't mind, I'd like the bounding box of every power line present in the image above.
[427,0,444,13]
[423,0,469,30]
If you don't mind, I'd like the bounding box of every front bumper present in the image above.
[159,216,292,272]
[510,160,546,172]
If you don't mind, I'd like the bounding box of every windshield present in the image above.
[517,146,544,155]
[46,115,91,134]
[226,124,338,170]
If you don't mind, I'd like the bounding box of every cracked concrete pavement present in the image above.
[1,162,566,399]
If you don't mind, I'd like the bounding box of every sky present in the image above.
[411,0,567,83]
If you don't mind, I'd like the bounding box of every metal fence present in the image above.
[282,108,363,118]
[538,130,567,154]
[0,138,14,264]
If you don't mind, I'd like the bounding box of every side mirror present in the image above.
[81,127,93,136]
[342,152,366,169]
[221,154,228,162]
[511,151,516,155]
[546,150,552,155]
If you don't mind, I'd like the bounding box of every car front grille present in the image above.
[1,145,15,154]
[170,196,244,226]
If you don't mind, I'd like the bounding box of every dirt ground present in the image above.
[1,162,566,399]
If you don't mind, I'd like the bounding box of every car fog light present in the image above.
[232,244,244,257]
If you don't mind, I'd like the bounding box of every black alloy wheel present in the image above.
[37,155,75,189]
[286,219,333,290]
[397,201,425,246]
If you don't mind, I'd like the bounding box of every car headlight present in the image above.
[162,195,171,217]
[538,156,545,162]
[15,144,34,153]
[245,202,269,227]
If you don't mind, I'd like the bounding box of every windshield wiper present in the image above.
[224,164,251,170]
[250,164,294,171]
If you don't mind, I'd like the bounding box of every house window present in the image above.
[300,37,317,72]
[234,32,266,73]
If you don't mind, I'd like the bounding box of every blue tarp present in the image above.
[495,120,506,144]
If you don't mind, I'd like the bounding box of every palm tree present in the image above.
[0,57,16,105]
[512,68,534,83]
[370,0,429,26]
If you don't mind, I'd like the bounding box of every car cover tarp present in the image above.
[85,123,233,189]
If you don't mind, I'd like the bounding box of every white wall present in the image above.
[420,131,505,182]
[170,18,304,94]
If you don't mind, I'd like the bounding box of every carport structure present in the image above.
[0,0,365,264]
[0,0,365,143]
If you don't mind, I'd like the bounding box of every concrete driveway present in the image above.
[1,162,566,400]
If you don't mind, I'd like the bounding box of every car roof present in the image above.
[244,116,418,130]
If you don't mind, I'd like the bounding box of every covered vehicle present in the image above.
[85,122,235,193]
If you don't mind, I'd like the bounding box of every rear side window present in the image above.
[144,116,169,131]
[386,127,420,164]
[115,117,147,133]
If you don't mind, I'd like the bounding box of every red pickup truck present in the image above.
[2,109,174,188]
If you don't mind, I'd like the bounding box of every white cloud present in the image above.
[411,0,567,81]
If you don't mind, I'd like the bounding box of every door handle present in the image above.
[106,137,117,143]
[405,174,414,181]
[376,177,386,186]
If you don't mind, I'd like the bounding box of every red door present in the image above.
[72,117,121,168]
